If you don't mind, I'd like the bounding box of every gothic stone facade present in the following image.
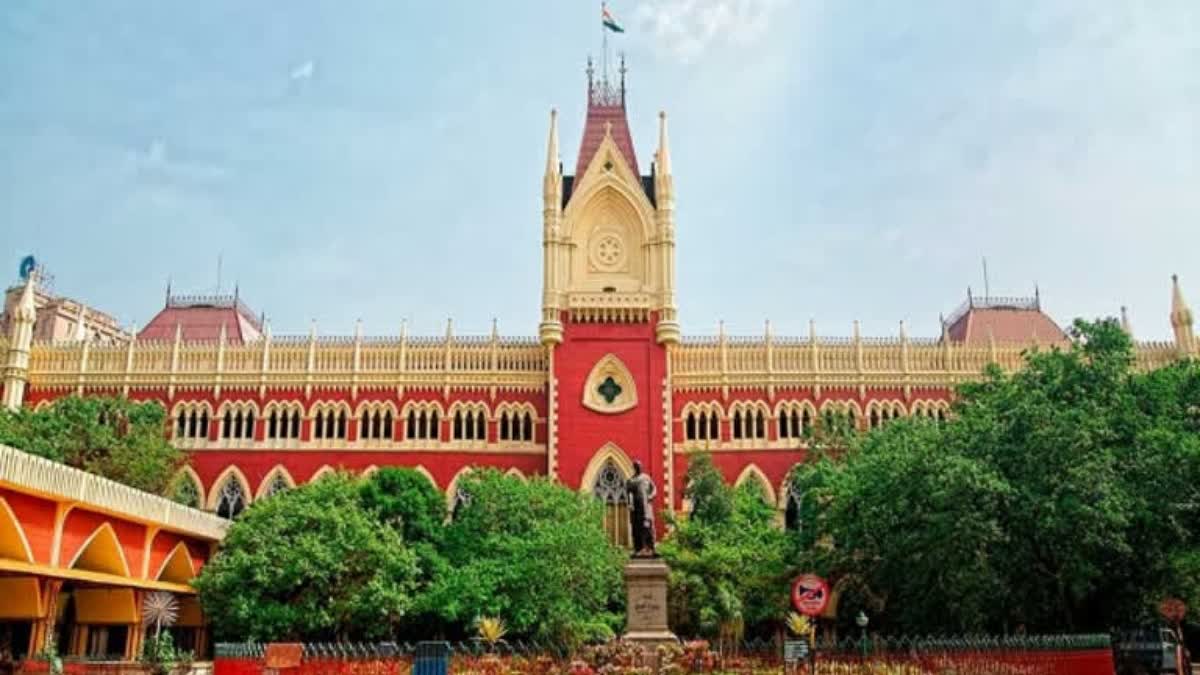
[2,72,1197,535]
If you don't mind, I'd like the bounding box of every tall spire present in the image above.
[574,57,638,181]
[2,273,37,410]
[1120,306,1132,337]
[1170,274,1195,354]
[656,111,672,177]
[543,108,562,209]
[545,108,560,177]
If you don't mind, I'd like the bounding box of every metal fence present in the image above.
[212,634,1116,675]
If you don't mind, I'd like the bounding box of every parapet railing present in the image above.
[672,334,1184,394]
[0,443,228,540]
[26,333,549,397]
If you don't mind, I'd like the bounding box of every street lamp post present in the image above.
[855,611,869,659]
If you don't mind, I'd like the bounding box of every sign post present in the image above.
[1159,598,1188,675]
[791,575,830,675]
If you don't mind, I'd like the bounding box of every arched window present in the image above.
[784,482,803,532]
[262,473,290,498]
[174,406,212,440]
[593,460,631,549]
[171,474,201,508]
[732,411,743,439]
[754,410,765,439]
[475,411,486,440]
[686,413,697,441]
[268,405,301,440]
[451,485,470,520]
[406,406,441,441]
[215,477,248,519]
[499,414,510,441]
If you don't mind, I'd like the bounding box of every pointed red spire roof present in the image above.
[574,58,638,180]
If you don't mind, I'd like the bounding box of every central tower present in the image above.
[541,59,678,521]
[540,58,679,346]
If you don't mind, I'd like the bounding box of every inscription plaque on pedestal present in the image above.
[623,557,678,645]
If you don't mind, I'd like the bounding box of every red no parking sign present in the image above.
[791,574,830,616]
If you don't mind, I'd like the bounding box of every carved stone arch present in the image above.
[735,464,777,506]
[445,466,475,514]
[310,465,337,482]
[778,468,799,511]
[216,399,260,416]
[355,399,398,417]
[413,465,437,488]
[69,523,131,577]
[207,465,252,511]
[256,465,297,498]
[773,399,799,417]
[505,467,528,481]
[565,132,657,237]
[579,442,636,493]
[0,497,35,563]
[361,465,380,478]
[169,466,205,509]
[583,354,639,414]
[33,399,54,412]
[402,400,445,417]
[155,541,196,584]
[171,399,213,418]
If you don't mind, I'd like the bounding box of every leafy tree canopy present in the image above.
[0,395,185,495]
[425,469,624,651]
[661,454,792,641]
[798,319,1200,633]
[195,473,420,642]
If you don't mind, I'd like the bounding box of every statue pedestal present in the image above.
[623,557,678,645]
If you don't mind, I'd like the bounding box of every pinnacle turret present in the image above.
[543,108,561,209]
[3,273,37,410]
[1170,274,1195,355]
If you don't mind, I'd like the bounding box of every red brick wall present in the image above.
[553,313,667,492]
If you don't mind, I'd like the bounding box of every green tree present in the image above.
[801,319,1200,633]
[358,467,451,634]
[424,469,624,651]
[800,420,1011,632]
[195,473,420,642]
[359,467,446,545]
[0,395,185,495]
[661,455,792,641]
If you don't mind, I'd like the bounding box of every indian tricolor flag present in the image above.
[602,3,625,33]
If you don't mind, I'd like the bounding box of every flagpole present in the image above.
[601,2,609,85]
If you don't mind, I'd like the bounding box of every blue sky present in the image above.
[1,1,1196,339]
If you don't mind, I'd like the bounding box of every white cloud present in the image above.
[634,0,788,63]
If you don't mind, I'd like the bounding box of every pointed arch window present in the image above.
[262,473,291,498]
[267,405,302,440]
[593,460,631,549]
[175,406,211,440]
[406,406,441,441]
[171,475,201,508]
[451,485,471,520]
[215,477,248,519]
[784,482,803,532]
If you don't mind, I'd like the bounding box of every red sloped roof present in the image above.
[574,100,639,181]
[139,296,262,344]
[946,306,1067,345]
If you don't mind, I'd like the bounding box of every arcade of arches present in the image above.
[0,444,226,663]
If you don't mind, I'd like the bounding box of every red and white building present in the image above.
[2,66,1196,545]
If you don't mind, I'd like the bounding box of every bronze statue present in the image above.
[626,460,657,556]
